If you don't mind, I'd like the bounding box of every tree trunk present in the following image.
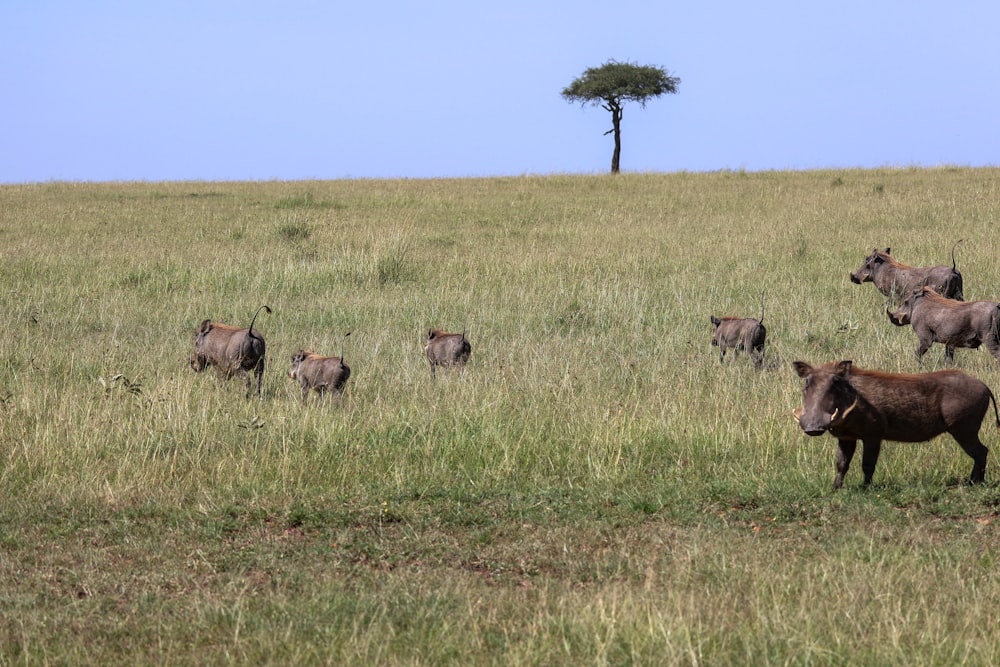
[609,102,623,174]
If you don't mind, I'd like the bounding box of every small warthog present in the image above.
[288,332,351,402]
[792,360,998,489]
[424,329,471,378]
[849,244,964,302]
[887,287,1000,364]
[710,297,766,368]
[190,305,271,398]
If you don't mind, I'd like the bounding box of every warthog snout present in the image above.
[793,398,859,437]
[190,353,208,373]
[886,306,910,327]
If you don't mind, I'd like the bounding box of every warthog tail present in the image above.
[340,331,351,363]
[248,305,272,342]
[952,239,964,271]
[988,385,1000,429]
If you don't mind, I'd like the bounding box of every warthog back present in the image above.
[288,350,351,401]
[887,287,1000,364]
[710,316,766,368]
[190,306,270,398]
[424,329,472,378]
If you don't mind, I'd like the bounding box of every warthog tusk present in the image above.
[792,407,803,423]
[830,398,859,425]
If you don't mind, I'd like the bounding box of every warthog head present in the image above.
[792,360,860,437]
[849,247,890,285]
[190,319,215,373]
[886,288,925,327]
[287,350,313,382]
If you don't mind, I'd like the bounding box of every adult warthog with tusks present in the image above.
[792,360,999,489]
[849,243,964,302]
[288,332,352,402]
[424,329,471,378]
[190,305,271,398]
[887,287,1000,364]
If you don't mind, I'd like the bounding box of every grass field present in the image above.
[3,168,1000,665]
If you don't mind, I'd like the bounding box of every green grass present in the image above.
[3,169,1000,664]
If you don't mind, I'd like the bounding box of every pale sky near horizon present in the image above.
[3,1,998,183]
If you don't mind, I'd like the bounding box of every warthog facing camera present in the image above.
[288,333,351,402]
[793,360,998,489]
[190,305,271,398]
[850,245,964,302]
[887,287,1000,365]
[425,329,471,378]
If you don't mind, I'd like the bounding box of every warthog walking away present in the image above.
[849,244,964,302]
[792,360,999,489]
[424,329,471,378]
[710,297,766,368]
[288,333,352,402]
[190,305,271,398]
[887,287,1000,364]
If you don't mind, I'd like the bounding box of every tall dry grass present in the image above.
[2,169,1000,664]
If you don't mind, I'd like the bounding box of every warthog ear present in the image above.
[835,360,853,377]
[883,247,891,254]
[427,330,437,340]
[710,316,721,326]
[792,361,812,378]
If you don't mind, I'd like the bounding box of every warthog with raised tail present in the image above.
[792,360,998,489]
[288,333,351,402]
[190,305,271,398]
[850,244,964,302]
[887,287,1000,365]
[424,329,471,378]
[710,296,766,369]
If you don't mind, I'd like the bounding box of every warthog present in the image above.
[424,329,471,378]
[710,297,766,369]
[190,305,271,398]
[849,244,964,302]
[288,333,352,402]
[792,360,998,489]
[887,287,1000,364]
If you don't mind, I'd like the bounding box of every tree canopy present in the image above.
[562,60,680,173]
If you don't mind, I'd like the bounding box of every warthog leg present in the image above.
[860,439,882,486]
[834,439,857,490]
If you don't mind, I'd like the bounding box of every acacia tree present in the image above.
[562,60,680,174]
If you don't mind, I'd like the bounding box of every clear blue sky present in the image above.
[3,1,998,183]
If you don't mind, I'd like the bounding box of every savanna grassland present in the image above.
[3,169,1000,665]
